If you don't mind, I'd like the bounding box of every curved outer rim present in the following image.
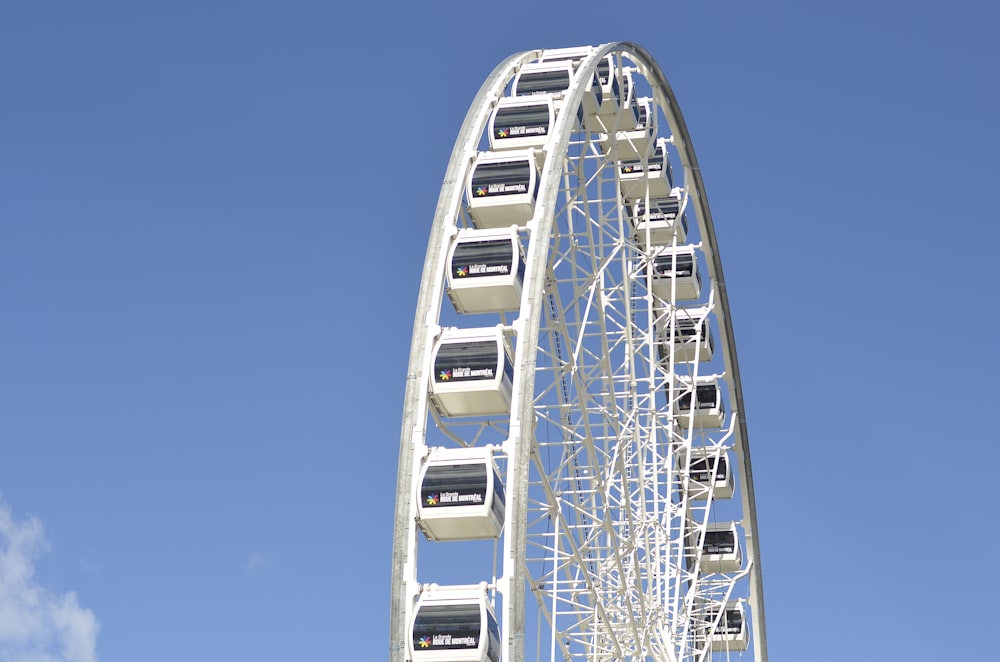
[390,42,767,662]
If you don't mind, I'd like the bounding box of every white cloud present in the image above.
[243,551,270,575]
[0,498,99,662]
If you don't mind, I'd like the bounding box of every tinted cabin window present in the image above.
[452,240,515,280]
[696,384,719,408]
[636,103,649,129]
[621,156,663,175]
[413,604,482,651]
[493,104,551,140]
[435,341,499,383]
[715,609,743,634]
[653,253,694,277]
[672,318,707,341]
[471,160,532,198]
[422,463,489,509]
[703,529,736,554]
[635,198,680,222]
[491,471,506,522]
[485,614,501,662]
[597,59,610,86]
[516,70,571,95]
[704,610,743,635]
[690,455,727,482]
[678,385,719,410]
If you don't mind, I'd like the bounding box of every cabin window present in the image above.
[702,529,736,555]
[516,70,570,95]
[636,102,649,129]
[653,253,694,277]
[435,341,500,383]
[452,240,516,280]
[413,604,481,651]
[493,105,551,140]
[471,160,531,198]
[597,59,611,86]
[422,464,489,509]
[678,384,719,410]
[705,609,743,634]
[689,455,727,482]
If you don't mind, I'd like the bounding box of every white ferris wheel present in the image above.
[389,42,767,662]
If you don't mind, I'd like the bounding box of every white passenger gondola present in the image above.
[417,447,505,541]
[466,149,539,229]
[447,227,525,314]
[675,378,726,428]
[488,96,555,152]
[512,60,602,131]
[410,584,501,662]
[678,448,733,500]
[658,306,713,364]
[698,601,750,652]
[619,137,672,201]
[698,521,743,573]
[588,53,624,131]
[610,95,655,160]
[630,193,687,248]
[648,246,701,301]
[430,327,514,418]
[540,48,626,132]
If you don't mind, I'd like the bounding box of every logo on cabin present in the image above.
[455,265,469,277]
[417,636,431,649]
[622,164,635,173]
[496,127,509,138]
[439,369,452,381]
[474,185,489,197]
[425,493,439,506]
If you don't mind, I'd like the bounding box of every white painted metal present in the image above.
[390,43,767,662]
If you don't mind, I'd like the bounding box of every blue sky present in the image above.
[2,1,998,660]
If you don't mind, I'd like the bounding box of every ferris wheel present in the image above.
[389,42,767,662]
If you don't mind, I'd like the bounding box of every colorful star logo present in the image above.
[456,265,469,277]
[622,165,634,173]
[418,636,431,648]
[426,493,439,506]
[475,185,488,197]
[439,369,451,381]
[496,127,509,138]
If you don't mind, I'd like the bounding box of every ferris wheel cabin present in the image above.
[658,307,713,364]
[417,447,506,541]
[678,448,733,501]
[488,96,555,152]
[698,602,750,652]
[695,521,743,574]
[512,60,603,132]
[446,228,525,314]
[409,585,501,662]
[609,96,656,160]
[648,246,701,301]
[538,47,623,127]
[466,150,539,229]
[619,137,673,201]
[676,379,727,429]
[430,327,514,418]
[630,194,688,248]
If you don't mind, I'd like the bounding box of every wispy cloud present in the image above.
[243,551,270,575]
[0,497,99,662]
